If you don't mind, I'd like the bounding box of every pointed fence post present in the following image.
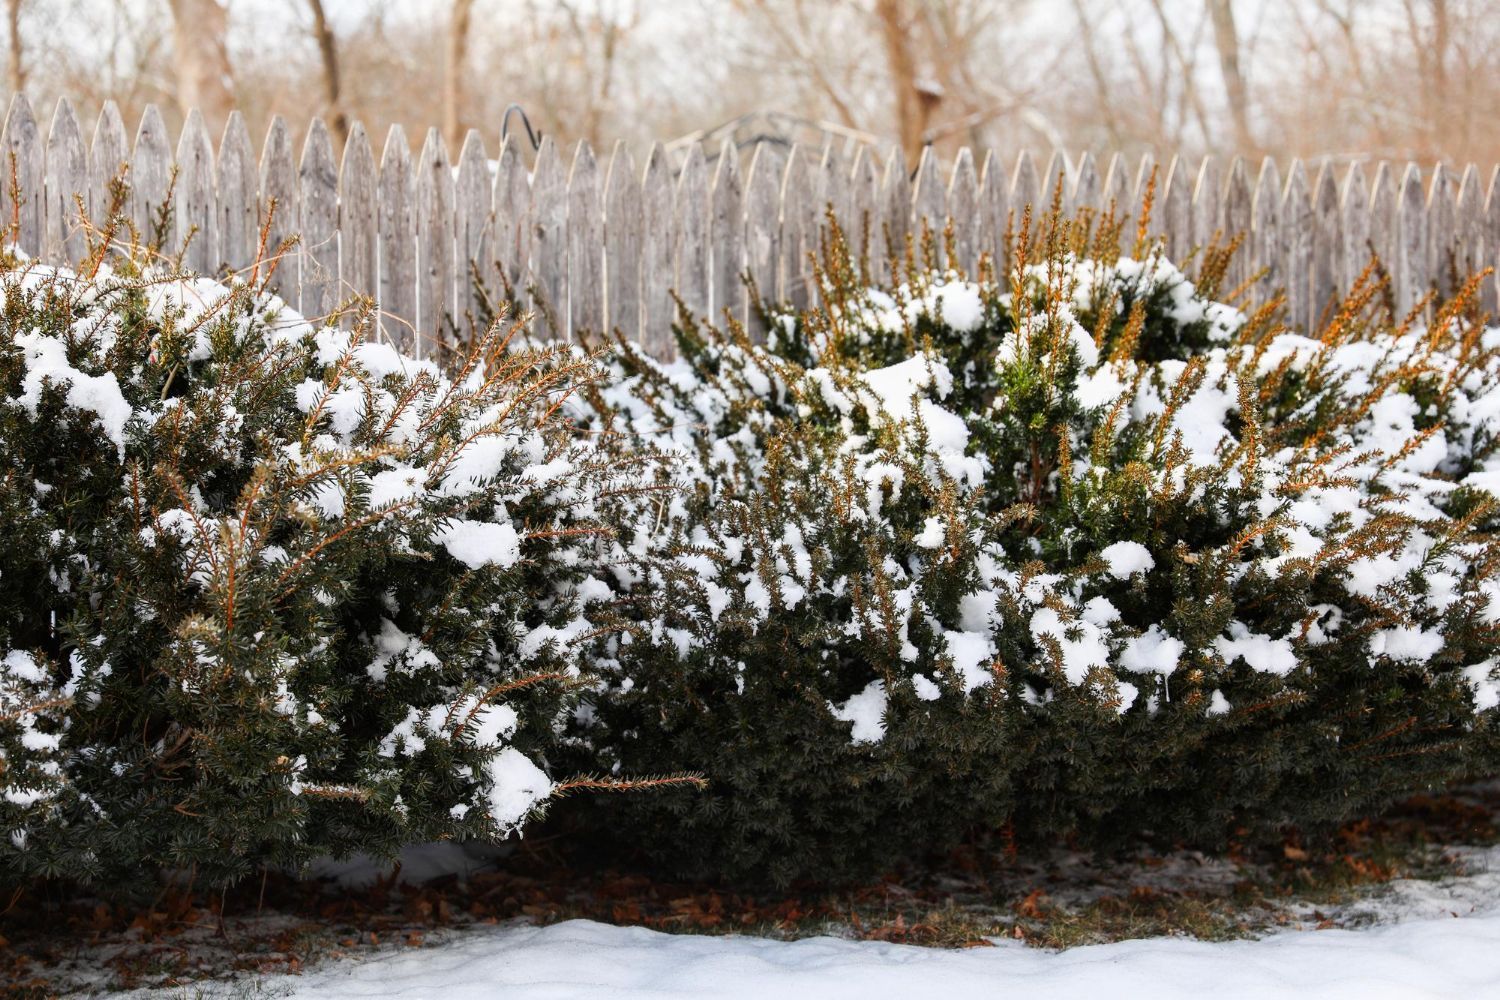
[43,98,87,263]
[454,129,492,333]
[529,136,568,337]
[1340,163,1370,293]
[491,135,530,316]
[1368,162,1397,297]
[377,125,414,348]
[1251,158,1282,295]
[1220,157,1252,291]
[259,116,299,306]
[744,143,783,341]
[675,143,710,329]
[1396,163,1428,316]
[709,140,743,325]
[216,111,257,274]
[849,145,883,279]
[1281,161,1313,329]
[338,121,378,319]
[567,140,604,341]
[948,147,979,276]
[1311,161,1342,325]
[299,118,339,319]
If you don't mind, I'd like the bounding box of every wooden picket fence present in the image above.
[5,93,1498,360]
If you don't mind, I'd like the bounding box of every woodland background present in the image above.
[6,0,1496,169]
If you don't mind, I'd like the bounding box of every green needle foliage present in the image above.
[564,211,1500,885]
[0,236,625,893]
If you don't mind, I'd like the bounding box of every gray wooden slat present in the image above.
[978,148,1007,276]
[1071,150,1100,215]
[1102,152,1130,226]
[174,108,215,274]
[744,143,782,340]
[258,115,299,304]
[567,140,604,340]
[1281,160,1312,330]
[708,140,742,322]
[529,136,567,335]
[1,95,43,255]
[1340,162,1370,292]
[1221,156,1252,290]
[1192,155,1221,251]
[129,104,171,251]
[1427,163,1458,300]
[675,143,710,326]
[1251,157,1282,292]
[947,146,979,275]
[415,127,455,351]
[605,141,642,338]
[848,144,882,277]
[1010,150,1040,236]
[881,147,911,258]
[779,144,813,307]
[298,117,339,317]
[337,120,378,311]
[87,101,127,229]
[1134,153,1160,245]
[816,141,849,253]
[1484,166,1500,316]
[911,145,945,252]
[454,128,491,330]
[1041,149,1067,215]
[1368,162,1397,296]
[1456,164,1484,297]
[376,124,414,348]
[43,98,87,262]
[641,142,677,349]
[491,135,530,309]
[1311,161,1342,325]
[215,111,256,273]
[1396,163,1428,315]
[1161,155,1192,262]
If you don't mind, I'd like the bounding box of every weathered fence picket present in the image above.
[44,99,86,262]
[605,142,642,341]
[454,129,492,331]
[259,116,299,306]
[5,93,1500,361]
[566,140,603,340]
[130,105,171,249]
[709,141,743,323]
[217,111,257,273]
[337,121,377,321]
[376,125,413,348]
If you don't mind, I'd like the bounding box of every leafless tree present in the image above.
[444,0,477,144]
[166,0,235,122]
[305,0,346,144]
[6,0,23,95]
[1207,0,1253,153]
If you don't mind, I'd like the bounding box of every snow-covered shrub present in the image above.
[0,250,620,890]
[566,224,1500,884]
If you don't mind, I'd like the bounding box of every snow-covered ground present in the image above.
[240,911,1500,1000]
[184,848,1500,1000]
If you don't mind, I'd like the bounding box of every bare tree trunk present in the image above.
[444,0,478,145]
[1207,0,1252,153]
[6,0,22,95]
[305,0,347,145]
[167,0,236,122]
[874,0,936,164]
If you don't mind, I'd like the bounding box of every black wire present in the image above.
[501,104,543,151]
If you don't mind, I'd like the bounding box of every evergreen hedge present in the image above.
[0,245,622,890]
[6,205,1500,895]
[566,219,1500,884]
